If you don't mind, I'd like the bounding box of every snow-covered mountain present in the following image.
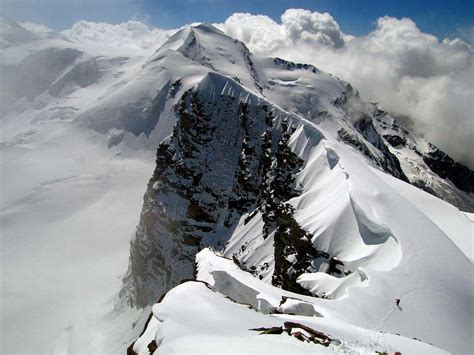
[1,19,472,354]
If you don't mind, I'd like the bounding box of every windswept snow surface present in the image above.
[132,250,448,354]
[1,18,473,354]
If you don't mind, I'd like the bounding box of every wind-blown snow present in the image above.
[132,249,448,354]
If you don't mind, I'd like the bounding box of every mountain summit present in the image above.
[114,25,472,354]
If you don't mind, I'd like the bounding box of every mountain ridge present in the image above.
[0,19,472,354]
[117,24,472,354]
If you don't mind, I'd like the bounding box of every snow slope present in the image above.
[132,276,447,354]
[1,18,472,354]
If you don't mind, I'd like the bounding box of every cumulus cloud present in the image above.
[61,20,173,50]
[219,13,285,52]
[219,9,348,53]
[281,9,346,48]
[219,10,474,167]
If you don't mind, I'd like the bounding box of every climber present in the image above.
[395,298,402,311]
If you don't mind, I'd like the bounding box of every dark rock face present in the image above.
[252,118,343,294]
[383,134,406,149]
[273,57,319,74]
[337,122,408,183]
[122,85,276,307]
[271,203,325,295]
[251,321,340,347]
[423,146,474,194]
[370,108,474,211]
[354,117,409,182]
[338,127,372,157]
[237,40,265,93]
[342,116,474,211]
[332,88,408,184]
[224,102,267,227]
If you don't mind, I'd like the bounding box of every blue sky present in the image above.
[1,0,473,40]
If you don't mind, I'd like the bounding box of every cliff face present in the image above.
[371,109,474,211]
[121,73,322,306]
[121,80,270,306]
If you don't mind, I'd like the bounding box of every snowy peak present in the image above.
[192,22,226,34]
[149,24,265,94]
[2,19,471,210]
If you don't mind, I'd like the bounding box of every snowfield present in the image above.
[1,17,160,353]
[1,18,473,355]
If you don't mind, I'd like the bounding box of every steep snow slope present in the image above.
[1,19,472,354]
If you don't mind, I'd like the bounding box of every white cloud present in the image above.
[456,25,474,46]
[219,10,474,167]
[281,9,346,48]
[219,13,285,53]
[61,20,173,50]
[219,9,347,53]
[359,17,471,77]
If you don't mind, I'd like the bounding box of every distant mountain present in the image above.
[0,15,37,48]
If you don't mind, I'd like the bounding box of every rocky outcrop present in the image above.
[370,108,474,211]
[423,145,474,194]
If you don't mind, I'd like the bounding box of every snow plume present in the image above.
[220,10,474,167]
[61,20,174,51]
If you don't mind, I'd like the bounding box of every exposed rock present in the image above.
[423,145,474,194]
[251,321,340,347]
